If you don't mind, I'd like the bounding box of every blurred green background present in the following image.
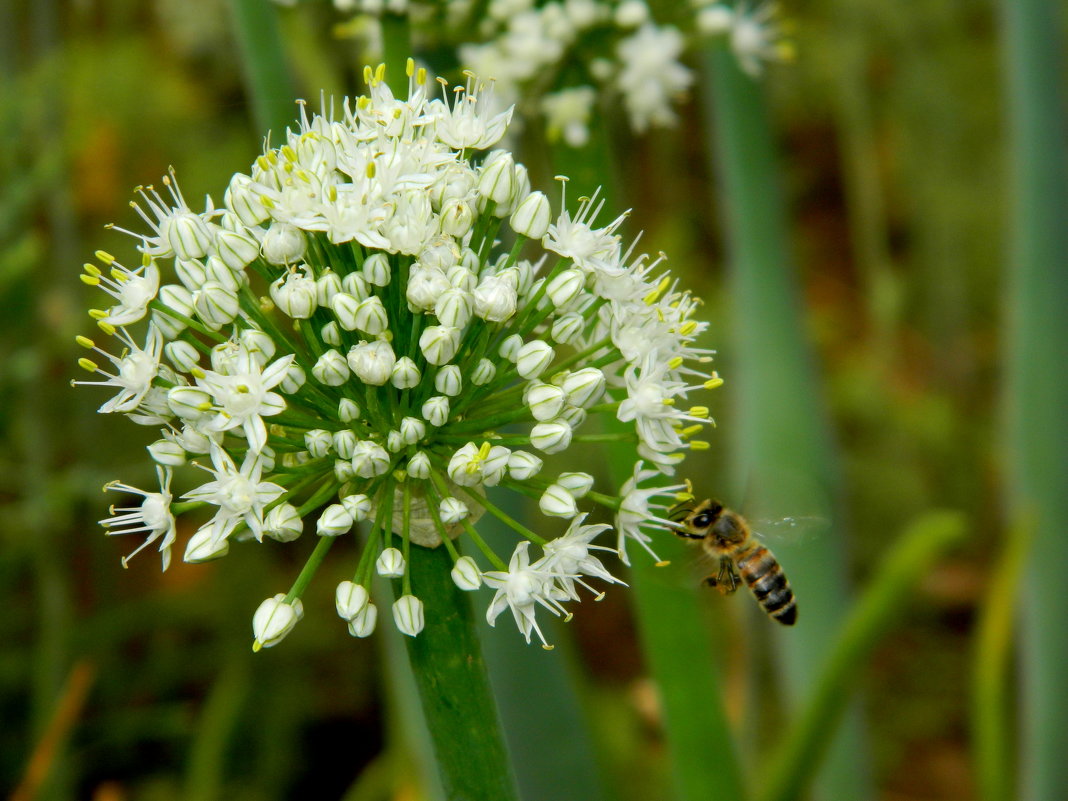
[2,1,1064,800]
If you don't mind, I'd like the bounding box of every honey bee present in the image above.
[670,498,797,626]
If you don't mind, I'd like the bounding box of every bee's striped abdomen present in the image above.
[735,544,797,626]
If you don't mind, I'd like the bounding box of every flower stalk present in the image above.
[396,543,520,801]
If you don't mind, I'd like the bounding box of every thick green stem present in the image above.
[998,2,1068,800]
[225,0,295,135]
[396,544,520,801]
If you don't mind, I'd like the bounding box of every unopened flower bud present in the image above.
[183,525,230,562]
[167,212,213,261]
[421,395,450,427]
[341,493,372,521]
[499,333,524,362]
[347,602,378,637]
[451,556,482,591]
[516,340,555,379]
[280,362,306,393]
[215,228,259,270]
[363,253,391,286]
[507,450,543,480]
[331,292,361,330]
[321,321,342,346]
[167,386,212,420]
[317,270,344,305]
[407,266,450,311]
[408,451,431,478]
[225,173,270,226]
[540,483,578,517]
[435,365,462,396]
[419,325,461,365]
[304,429,333,458]
[400,416,426,445]
[525,382,567,421]
[558,472,594,497]
[263,503,303,542]
[376,547,406,578]
[391,357,421,389]
[473,275,517,322]
[195,281,239,329]
[253,594,303,649]
[336,581,370,620]
[317,504,354,536]
[165,340,200,373]
[478,151,516,204]
[261,222,306,265]
[386,429,405,452]
[510,190,552,238]
[148,438,186,466]
[333,429,358,459]
[338,397,361,422]
[435,288,474,328]
[546,268,585,307]
[351,441,389,477]
[392,595,425,637]
[334,459,355,482]
[340,271,368,301]
[530,420,573,453]
[471,358,496,385]
[312,349,350,386]
[270,268,318,320]
[440,199,475,237]
[562,367,606,407]
[437,497,469,526]
[551,312,585,344]
[354,296,388,334]
[348,340,396,385]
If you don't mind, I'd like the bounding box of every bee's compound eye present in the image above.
[692,512,714,529]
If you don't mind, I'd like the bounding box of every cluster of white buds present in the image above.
[695,1,793,77]
[76,62,720,650]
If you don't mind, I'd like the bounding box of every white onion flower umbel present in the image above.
[74,63,721,651]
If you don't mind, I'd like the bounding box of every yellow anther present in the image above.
[679,321,697,336]
[95,250,115,265]
[197,402,213,412]
[655,560,672,568]
[406,57,414,76]
[363,65,373,84]
[328,185,338,202]
[477,441,492,460]
[97,321,116,336]
[267,150,278,165]
[705,374,724,389]
[75,335,95,349]
[668,356,683,370]
[89,309,107,320]
[674,490,695,502]
[680,425,703,438]
[83,263,101,276]
[689,440,710,451]
[643,275,672,305]
[366,162,376,179]
[80,274,100,286]
[281,144,297,162]
[542,644,555,651]
[110,267,128,282]
[256,155,270,171]
[374,64,386,83]
[141,252,151,267]
[416,67,427,85]
[190,367,206,379]
[661,398,676,406]
[357,95,370,110]
[689,406,709,418]
[78,357,99,372]
[252,640,263,653]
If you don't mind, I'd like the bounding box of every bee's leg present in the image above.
[718,561,740,596]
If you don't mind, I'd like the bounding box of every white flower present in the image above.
[269,265,318,318]
[87,255,160,327]
[75,324,164,414]
[483,541,565,647]
[540,514,622,600]
[182,443,285,545]
[99,466,177,569]
[261,221,307,265]
[616,24,693,132]
[431,75,514,150]
[541,86,597,148]
[197,348,294,452]
[615,461,684,564]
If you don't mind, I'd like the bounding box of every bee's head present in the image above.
[675,499,723,540]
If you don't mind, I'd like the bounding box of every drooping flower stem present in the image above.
[395,543,521,801]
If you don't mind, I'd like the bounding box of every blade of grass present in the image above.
[997,2,1068,800]
[757,510,966,801]
[185,652,250,801]
[226,0,296,135]
[698,41,873,801]
[972,517,1030,801]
